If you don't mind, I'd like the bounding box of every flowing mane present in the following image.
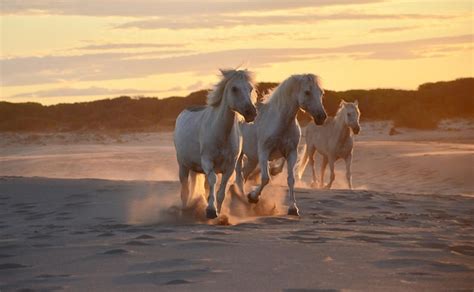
[263,74,321,110]
[207,69,255,107]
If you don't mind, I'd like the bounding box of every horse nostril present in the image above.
[314,112,327,125]
[244,106,256,122]
[321,112,327,121]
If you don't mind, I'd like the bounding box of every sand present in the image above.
[0,120,473,291]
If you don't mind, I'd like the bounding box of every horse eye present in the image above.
[231,86,238,92]
[304,90,310,96]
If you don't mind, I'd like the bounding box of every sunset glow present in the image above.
[1,0,473,105]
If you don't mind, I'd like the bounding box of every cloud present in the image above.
[77,43,184,50]
[116,13,452,30]
[370,26,419,33]
[12,86,152,98]
[186,81,204,91]
[1,0,383,17]
[2,34,472,87]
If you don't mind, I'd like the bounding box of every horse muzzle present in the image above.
[352,125,361,135]
[243,106,257,123]
[313,112,327,126]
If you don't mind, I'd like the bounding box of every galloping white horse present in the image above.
[235,74,327,216]
[174,69,257,219]
[298,100,360,189]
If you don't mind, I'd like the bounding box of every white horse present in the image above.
[174,69,257,219]
[235,74,327,216]
[297,100,361,189]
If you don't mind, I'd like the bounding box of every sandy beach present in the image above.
[1,121,473,291]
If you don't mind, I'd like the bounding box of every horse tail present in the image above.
[297,144,309,180]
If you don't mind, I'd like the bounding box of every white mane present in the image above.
[207,69,255,107]
[264,74,321,110]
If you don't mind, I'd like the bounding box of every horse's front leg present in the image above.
[247,149,270,204]
[320,155,328,188]
[345,153,353,190]
[286,149,299,216]
[201,158,218,219]
[216,166,234,213]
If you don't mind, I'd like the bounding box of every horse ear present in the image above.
[354,99,359,106]
[219,69,232,78]
[339,99,346,107]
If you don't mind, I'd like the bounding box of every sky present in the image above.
[0,0,473,105]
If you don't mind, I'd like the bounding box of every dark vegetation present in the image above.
[0,78,472,132]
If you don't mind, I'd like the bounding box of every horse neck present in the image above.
[267,95,299,126]
[334,110,351,143]
[211,95,236,136]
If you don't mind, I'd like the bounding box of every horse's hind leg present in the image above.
[325,157,336,189]
[247,150,270,204]
[242,156,258,181]
[178,165,190,209]
[345,153,353,189]
[307,147,318,188]
[234,152,246,196]
[286,149,299,216]
[216,167,234,213]
[320,155,328,188]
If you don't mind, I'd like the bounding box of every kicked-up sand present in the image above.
[0,120,473,291]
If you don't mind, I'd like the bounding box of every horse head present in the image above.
[219,69,257,122]
[295,74,327,125]
[340,100,361,134]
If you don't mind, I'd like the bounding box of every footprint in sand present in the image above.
[35,274,71,279]
[165,279,192,285]
[257,217,299,225]
[102,248,129,255]
[66,193,90,200]
[63,201,90,209]
[450,245,474,256]
[12,202,36,209]
[0,254,15,258]
[24,211,56,221]
[284,289,340,292]
[0,263,29,270]
[97,232,115,237]
[134,234,155,240]
[282,230,329,244]
[125,240,150,246]
[114,258,218,286]
[374,258,471,272]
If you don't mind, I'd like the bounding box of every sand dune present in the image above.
[0,121,473,290]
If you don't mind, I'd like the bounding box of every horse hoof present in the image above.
[247,193,259,204]
[206,208,218,219]
[288,206,300,216]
